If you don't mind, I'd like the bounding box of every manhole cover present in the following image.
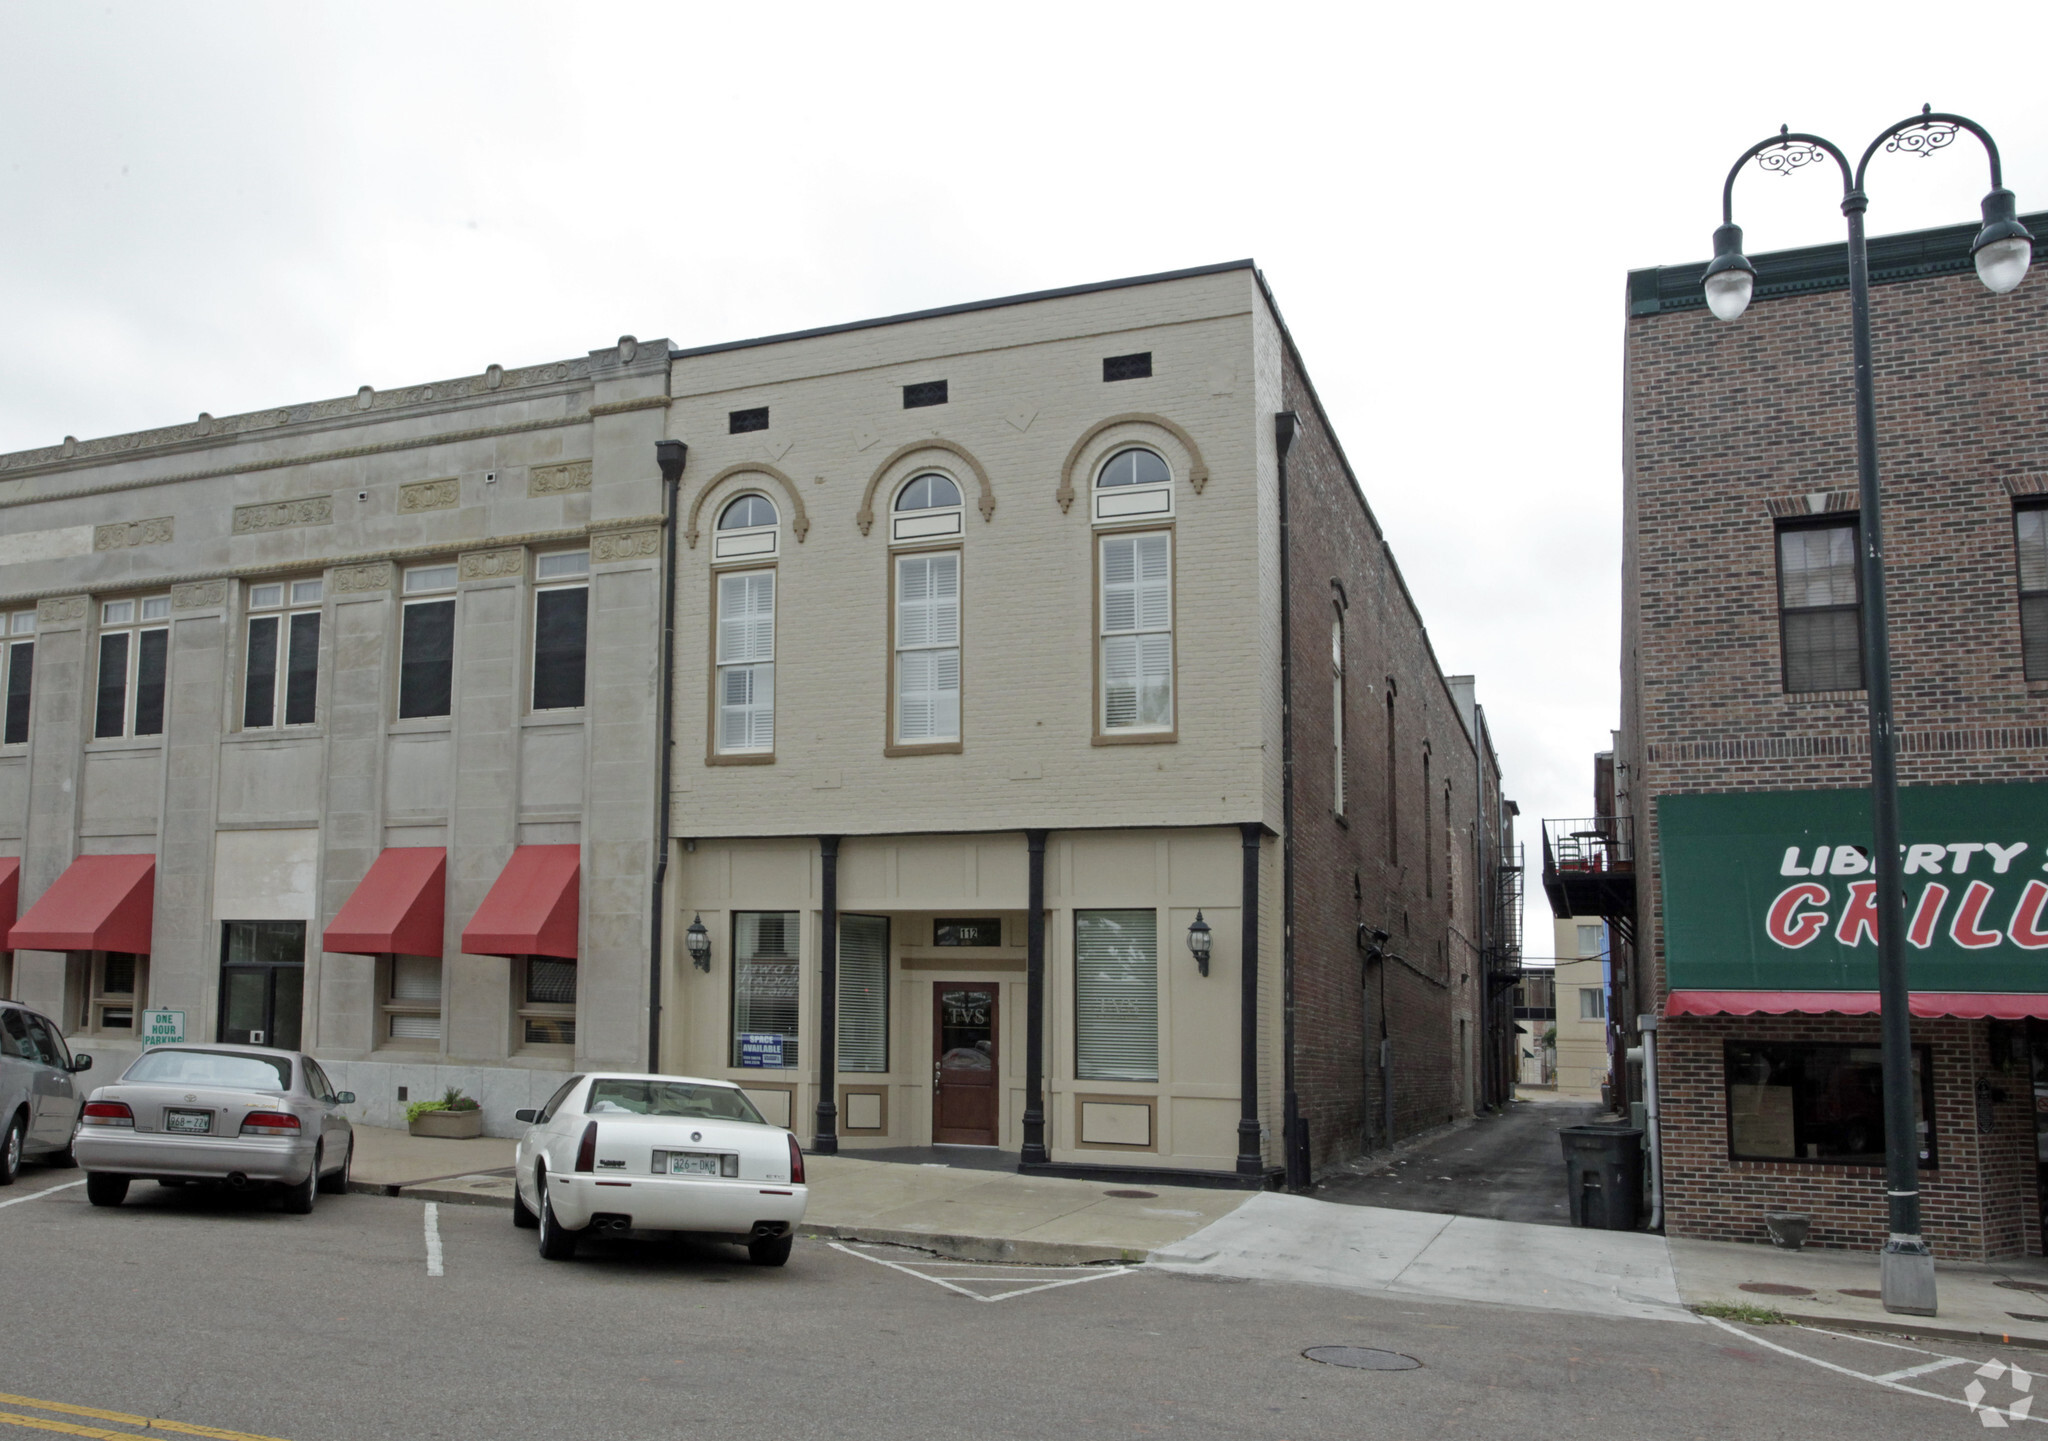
[1304,1347,1421,1371]
[1103,1189,1157,1199]
[1997,1279,2048,1295]
[1738,1283,1814,1297]
[1838,1288,1883,1299]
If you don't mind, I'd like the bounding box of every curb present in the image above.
[798,1222,1147,1266]
[348,1180,512,1209]
[1777,1310,2048,1353]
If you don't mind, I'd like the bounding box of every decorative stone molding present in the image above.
[459,547,525,582]
[529,462,592,497]
[399,478,459,513]
[94,516,174,551]
[36,595,88,627]
[1056,413,1211,513]
[234,496,333,534]
[333,562,394,594]
[685,463,809,548]
[587,395,671,417]
[857,440,995,536]
[171,580,227,610]
[592,528,660,563]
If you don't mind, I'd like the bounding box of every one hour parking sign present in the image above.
[140,1010,185,1048]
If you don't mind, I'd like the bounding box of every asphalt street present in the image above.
[0,1159,2035,1441]
[1314,1097,1608,1224]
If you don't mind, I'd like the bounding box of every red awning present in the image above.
[323,848,446,956]
[461,845,579,960]
[0,857,19,949]
[1668,990,2048,1021]
[9,854,155,953]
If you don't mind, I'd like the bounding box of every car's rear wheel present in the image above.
[280,1150,319,1215]
[317,1136,351,1195]
[511,1175,538,1229]
[0,1112,24,1186]
[536,1174,578,1260]
[748,1233,794,1267]
[85,1172,129,1207]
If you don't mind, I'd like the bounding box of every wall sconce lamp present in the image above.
[1187,911,1212,976]
[685,913,711,972]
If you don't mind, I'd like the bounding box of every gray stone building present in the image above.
[0,337,674,1127]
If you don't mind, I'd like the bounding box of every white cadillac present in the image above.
[512,1073,807,1265]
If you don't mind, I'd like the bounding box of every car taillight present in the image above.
[788,1133,805,1185]
[239,1111,301,1135]
[81,1101,133,1127]
[575,1121,598,1173]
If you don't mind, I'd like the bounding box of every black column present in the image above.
[1237,822,1265,1178]
[812,835,840,1154]
[1021,829,1050,1165]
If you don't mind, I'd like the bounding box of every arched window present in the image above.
[1093,446,1173,523]
[891,472,964,543]
[715,493,779,561]
[1423,752,1433,899]
[1444,780,1455,916]
[1384,692,1398,865]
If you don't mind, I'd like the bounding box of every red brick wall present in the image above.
[1659,1014,2036,1259]
[1621,257,2048,1255]
[1279,336,1486,1170]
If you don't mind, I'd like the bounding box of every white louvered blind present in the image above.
[716,572,775,752]
[895,553,960,742]
[391,955,441,1001]
[1074,910,1159,1082]
[837,914,889,1073]
[1101,534,1172,730]
[390,1013,441,1040]
[732,911,800,1067]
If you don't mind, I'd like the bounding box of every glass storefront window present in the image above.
[1724,1040,1935,1167]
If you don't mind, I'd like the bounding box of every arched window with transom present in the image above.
[1092,446,1173,524]
[891,472,964,543]
[715,492,779,561]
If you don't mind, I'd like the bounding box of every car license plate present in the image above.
[164,1110,212,1135]
[667,1153,719,1177]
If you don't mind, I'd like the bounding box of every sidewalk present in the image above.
[343,1125,1249,1263]
[1669,1235,2048,1350]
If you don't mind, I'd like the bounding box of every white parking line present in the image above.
[1873,1356,1972,1383]
[830,1242,1132,1303]
[423,1202,444,1277]
[0,1179,84,1211]
[1698,1314,2046,1425]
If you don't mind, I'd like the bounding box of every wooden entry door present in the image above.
[932,985,999,1146]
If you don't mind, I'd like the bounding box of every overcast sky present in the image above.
[5,2,2045,960]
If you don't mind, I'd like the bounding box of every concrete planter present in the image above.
[409,1108,484,1139]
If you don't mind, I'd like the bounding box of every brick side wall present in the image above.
[1279,339,1483,1170]
[1622,259,2048,1255]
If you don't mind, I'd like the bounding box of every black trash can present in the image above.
[1559,1125,1644,1231]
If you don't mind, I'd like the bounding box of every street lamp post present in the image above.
[1704,107,2032,1318]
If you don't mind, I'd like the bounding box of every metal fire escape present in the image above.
[1540,816,1635,949]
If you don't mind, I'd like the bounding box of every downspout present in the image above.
[1640,1011,1664,1229]
[1275,409,1306,1191]
[648,440,688,1072]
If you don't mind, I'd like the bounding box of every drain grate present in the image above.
[1104,1189,1158,1199]
[1304,1347,1421,1371]
[1738,1283,1814,1297]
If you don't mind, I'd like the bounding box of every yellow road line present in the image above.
[0,1395,293,1441]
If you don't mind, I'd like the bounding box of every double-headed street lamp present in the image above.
[1704,107,2032,1317]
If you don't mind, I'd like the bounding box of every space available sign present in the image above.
[1660,782,2048,994]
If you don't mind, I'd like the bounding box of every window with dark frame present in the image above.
[398,565,457,720]
[1724,1040,1935,1167]
[732,911,800,1067]
[902,380,948,409]
[519,957,577,1045]
[2016,504,2048,680]
[838,914,889,1074]
[243,578,323,730]
[1776,520,1863,693]
[1102,352,1153,382]
[531,552,589,712]
[2,609,33,746]
[94,596,171,740]
[729,407,770,434]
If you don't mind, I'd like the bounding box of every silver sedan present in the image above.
[73,1045,355,1214]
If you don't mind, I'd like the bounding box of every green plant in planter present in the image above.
[406,1087,480,1125]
